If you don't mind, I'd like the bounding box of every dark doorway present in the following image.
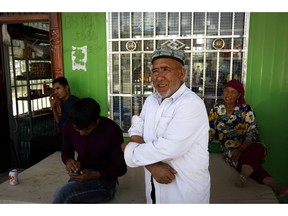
[0,13,63,171]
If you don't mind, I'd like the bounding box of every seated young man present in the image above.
[52,98,127,203]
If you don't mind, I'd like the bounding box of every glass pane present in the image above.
[111,96,121,124]
[132,53,152,95]
[120,12,130,38]
[168,12,179,35]
[111,13,119,39]
[234,37,243,50]
[181,12,192,36]
[206,52,218,86]
[193,12,205,35]
[232,58,242,80]
[120,41,127,51]
[144,12,154,37]
[193,38,205,51]
[219,56,230,81]
[132,53,142,84]
[234,13,245,35]
[112,41,118,51]
[181,39,191,50]
[122,97,132,132]
[156,12,166,36]
[207,12,219,36]
[220,12,233,35]
[111,54,120,93]
[144,40,154,51]
[223,38,232,50]
[111,96,132,132]
[132,12,142,38]
[120,54,131,94]
[132,96,142,116]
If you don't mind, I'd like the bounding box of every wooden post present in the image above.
[49,13,63,79]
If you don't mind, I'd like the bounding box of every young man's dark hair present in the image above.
[53,76,69,86]
[69,98,101,130]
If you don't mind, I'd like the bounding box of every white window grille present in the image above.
[107,12,250,133]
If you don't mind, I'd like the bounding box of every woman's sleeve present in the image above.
[244,105,259,142]
[208,106,217,142]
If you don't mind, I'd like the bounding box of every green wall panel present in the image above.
[61,12,108,116]
[246,13,288,182]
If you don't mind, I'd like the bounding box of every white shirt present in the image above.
[125,84,211,203]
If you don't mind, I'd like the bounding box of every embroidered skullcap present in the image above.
[151,46,185,65]
[225,79,246,105]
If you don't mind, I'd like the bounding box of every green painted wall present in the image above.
[246,13,288,182]
[61,13,108,116]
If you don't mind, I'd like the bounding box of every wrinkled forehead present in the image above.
[152,57,183,68]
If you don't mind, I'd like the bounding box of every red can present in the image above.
[8,169,18,185]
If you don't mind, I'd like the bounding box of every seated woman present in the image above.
[208,79,288,199]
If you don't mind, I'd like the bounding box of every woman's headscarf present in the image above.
[225,79,246,106]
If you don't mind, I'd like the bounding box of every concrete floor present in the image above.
[109,166,146,203]
[1,152,285,204]
[0,169,146,203]
[0,152,146,203]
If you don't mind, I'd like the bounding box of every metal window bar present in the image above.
[229,13,235,82]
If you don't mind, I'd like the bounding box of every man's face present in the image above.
[52,82,69,100]
[151,58,185,99]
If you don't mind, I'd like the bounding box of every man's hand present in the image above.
[121,135,144,152]
[146,162,177,184]
[121,141,129,152]
[70,169,101,182]
[130,135,144,143]
[49,93,57,108]
[65,159,81,175]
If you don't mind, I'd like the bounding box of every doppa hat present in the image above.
[151,46,185,65]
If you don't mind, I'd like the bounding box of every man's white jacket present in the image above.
[124,84,211,204]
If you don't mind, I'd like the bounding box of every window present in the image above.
[107,12,249,134]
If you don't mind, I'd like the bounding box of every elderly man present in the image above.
[121,46,210,203]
